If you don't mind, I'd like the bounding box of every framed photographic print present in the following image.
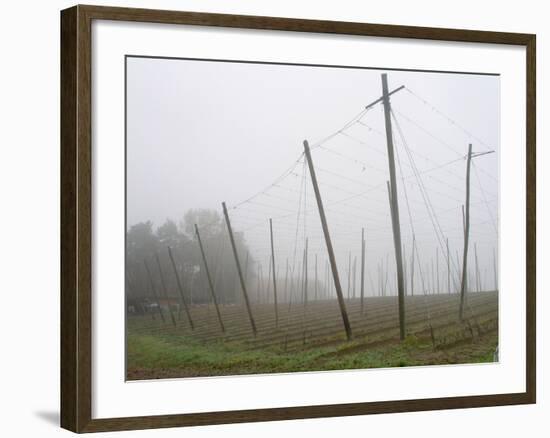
[60,4,536,433]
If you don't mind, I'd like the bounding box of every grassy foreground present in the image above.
[127,326,497,380]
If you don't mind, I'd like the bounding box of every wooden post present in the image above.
[155,253,177,327]
[360,227,366,314]
[167,247,195,329]
[403,245,407,296]
[303,140,352,340]
[195,224,225,333]
[459,144,473,320]
[455,249,462,294]
[269,218,279,327]
[381,73,406,340]
[143,259,166,323]
[266,255,272,304]
[222,202,257,336]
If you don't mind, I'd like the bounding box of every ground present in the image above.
[126,291,498,380]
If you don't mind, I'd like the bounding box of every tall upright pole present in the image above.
[155,253,177,327]
[167,246,195,329]
[381,73,406,340]
[303,140,352,340]
[360,227,366,314]
[222,202,257,336]
[459,144,473,320]
[266,255,272,304]
[269,218,279,328]
[195,224,225,333]
[403,245,407,296]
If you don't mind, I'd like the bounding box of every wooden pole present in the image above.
[403,244,407,296]
[381,73,406,340]
[269,218,279,327]
[243,251,249,305]
[222,202,257,336]
[303,140,352,340]
[155,253,177,327]
[143,259,166,323]
[266,255,272,304]
[360,227,366,314]
[459,144,473,320]
[167,247,195,329]
[195,224,225,333]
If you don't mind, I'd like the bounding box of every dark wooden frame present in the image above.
[61,4,536,433]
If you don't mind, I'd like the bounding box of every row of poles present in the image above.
[132,73,495,344]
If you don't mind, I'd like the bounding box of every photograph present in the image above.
[124,56,500,381]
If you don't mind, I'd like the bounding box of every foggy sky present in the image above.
[126,56,499,295]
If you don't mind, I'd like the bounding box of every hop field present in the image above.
[127,291,498,380]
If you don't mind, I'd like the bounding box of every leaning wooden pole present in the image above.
[222,202,257,336]
[154,253,177,327]
[143,259,166,323]
[303,140,352,340]
[381,73,406,340]
[459,144,473,320]
[269,218,279,328]
[195,224,225,333]
[167,246,195,330]
[360,227,366,314]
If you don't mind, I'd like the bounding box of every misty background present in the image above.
[125,56,499,304]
